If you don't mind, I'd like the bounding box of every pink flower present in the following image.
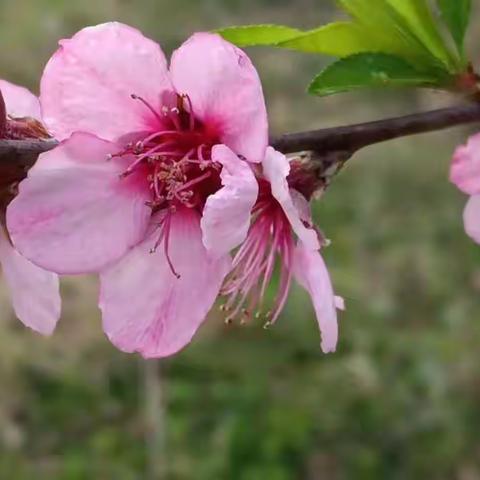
[0,79,60,335]
[221,147,343,353]
[6,23,267,357]
[450,133,480,243]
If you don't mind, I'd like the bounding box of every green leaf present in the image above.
[217,25,303,47]
[219,21,429,62]
[308,53,439,96]
[336,0,456,71]
[276,22,381,56]
[336,0,435,60]
[437,0,471,54]
[385,0,455,68]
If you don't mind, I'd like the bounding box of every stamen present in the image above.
[150,213,180,279]
[197,144,206,163]
[120,143,168,177]
[131,94,164,124]
[259,219,281,300]
[163,106,181,131]
[221,202,296,326]
[150,222,166,254]
[181,94,195,131]
[177,148,196,165]
[175,171,212,194]
[153,165,164,200]
[269,238,293,324]
[141,131,181,146]
[163,213,180,279]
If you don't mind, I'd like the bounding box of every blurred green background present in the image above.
[2,0,480,478]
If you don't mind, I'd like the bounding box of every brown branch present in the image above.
[271,102,480,155]
[0,139,58,155]
[1,103,480,186]
[0,140,58,208]
[0,139,57,169]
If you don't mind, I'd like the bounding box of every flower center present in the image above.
[113,93,222,277]
[220,183,294,327]
[115,93,221,213]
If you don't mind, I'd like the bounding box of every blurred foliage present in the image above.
[1,0,480,479]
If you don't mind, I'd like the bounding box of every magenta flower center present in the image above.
[116,94,222,213]
[113,93,223,276]
[221,182,294,326]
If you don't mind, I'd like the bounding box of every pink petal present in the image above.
[7,132,151,274]
[0,229,60,335]
[170,33,268,163]
[450,133,480,195]
[293,244,339,353]
[463,195,480,244]
[40,22,173,142]
[0,79,40,119]
[99,208,230,358]
[263,147,320,250]
[289,188,314,225]
[201,144,258,257]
